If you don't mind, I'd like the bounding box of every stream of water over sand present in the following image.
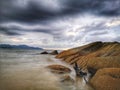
[0,49,94,90]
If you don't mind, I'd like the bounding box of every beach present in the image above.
[0,49,93,90]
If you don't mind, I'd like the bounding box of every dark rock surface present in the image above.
[50,50,58,55]
[40,51,49,54]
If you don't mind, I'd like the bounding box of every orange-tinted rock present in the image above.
[56,42,120,70]
[55,42,120,90]
[87,56,120,70]
[46,64,71,74]
[90,68,120,90]
[56,41,104,59]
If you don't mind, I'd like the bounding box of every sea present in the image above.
[0,49,94,90]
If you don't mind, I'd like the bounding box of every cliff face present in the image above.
[56,41,120,90]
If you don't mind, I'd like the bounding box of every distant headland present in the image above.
[0,44,43,50]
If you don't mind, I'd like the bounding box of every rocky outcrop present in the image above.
[40,51,49,54]
[56,42,120,70]
[46,64,71,74]
[90,68,120,90]
[56,41,104,58]
[50,50,58,55]
[41,50,58,55]
[46,65,74,84]
[56,42,120,90]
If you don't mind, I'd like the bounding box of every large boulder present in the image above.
[50,50,58,55]
[40,51,49,54]
[46,64,71,74]
[90,68,120,90]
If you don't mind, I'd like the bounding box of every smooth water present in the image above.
[0,49,93,90]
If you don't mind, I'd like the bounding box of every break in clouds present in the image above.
[0,0,120,49]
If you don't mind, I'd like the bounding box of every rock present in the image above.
[46,64,71,74]
[87,67,97,77]
[60,75,74,83]
[41,50,58,55]
[87,57,120,71]
[55,42,120,89]
[56,41,104,59]
[50,50,58,55]
[90,68,120,90]
[40,51,49,54]
[56,42,120,70]
[73,62,87,77]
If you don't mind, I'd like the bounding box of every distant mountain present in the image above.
[0,44,43,50]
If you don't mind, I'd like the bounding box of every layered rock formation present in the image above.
[46,64,71,74]
[46,65,74,83]
[56,41,120,90]
[56,42,120,69]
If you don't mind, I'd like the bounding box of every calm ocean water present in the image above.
[0,49,93,90]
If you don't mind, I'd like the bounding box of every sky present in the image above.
[0,0,120,50]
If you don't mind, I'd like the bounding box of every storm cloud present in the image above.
[0,0,120,49]
[0,0,120,22]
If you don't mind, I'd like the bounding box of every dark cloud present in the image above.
[98,0,120,16]
[67,0,120,16]
[0,26,22,36]
[0,24,60,37]
[0,0,120,22]
[0,1,57,22]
